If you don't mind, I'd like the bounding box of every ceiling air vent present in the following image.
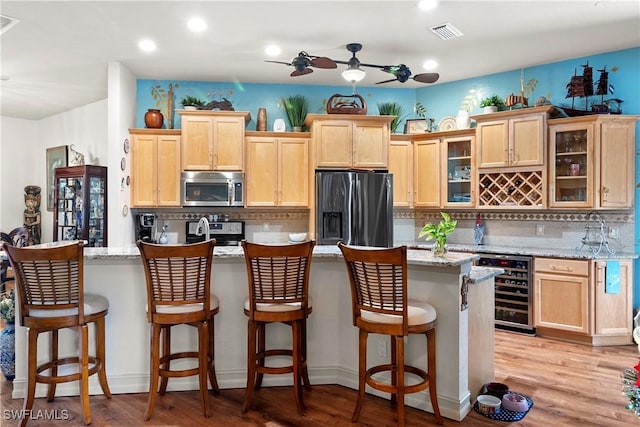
[0,14,20,35]
[429,22,463,40]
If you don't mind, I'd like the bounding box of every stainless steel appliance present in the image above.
[477,254,534,334]
[135,213,156,243]
[315,170,393,247]
[185,220,245,246]
[181,172,244,207]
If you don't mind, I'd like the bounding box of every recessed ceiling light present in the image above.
[187,17,207,32]
[423,59,438,70]
[138,39,157,52]
[418,0,438,11]
[265,45,282,56]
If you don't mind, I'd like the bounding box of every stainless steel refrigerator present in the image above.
[316,170,393,247]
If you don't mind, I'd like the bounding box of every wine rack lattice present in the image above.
[479,171,543,207]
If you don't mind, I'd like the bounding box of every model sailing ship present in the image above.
[564,62,623,116]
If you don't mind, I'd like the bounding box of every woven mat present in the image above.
[473,392,534,422]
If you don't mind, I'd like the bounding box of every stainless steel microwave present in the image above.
[181,171,244,207]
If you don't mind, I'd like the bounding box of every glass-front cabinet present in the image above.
[442,134,474,207]
[54,165,108,247]
[548,123,593,208]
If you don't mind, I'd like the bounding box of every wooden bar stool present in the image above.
[137,240,219,420]
[240,240,315,415]
[4,241,111,427]
[338,242,443,427]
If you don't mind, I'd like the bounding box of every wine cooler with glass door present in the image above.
[477,253,534,334]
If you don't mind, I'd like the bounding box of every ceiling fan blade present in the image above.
[375,78,399,85]
[265,60,293,66]
[414,73,440,84]
[310,56,337,69]
[291,67,313,77]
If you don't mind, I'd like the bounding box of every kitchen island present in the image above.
[8,244,500,421]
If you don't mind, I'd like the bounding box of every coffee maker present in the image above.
[135,213,156,243]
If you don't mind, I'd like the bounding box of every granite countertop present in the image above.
[408,243,638,260]
[80,244,480,267]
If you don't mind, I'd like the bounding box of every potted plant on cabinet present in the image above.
[418,212,457,257]
[282,95,308,132]
[377,101,406,133]
[180,96,205,110]
[479,95,505,113]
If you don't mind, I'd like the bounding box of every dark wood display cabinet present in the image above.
[54,165,107,247]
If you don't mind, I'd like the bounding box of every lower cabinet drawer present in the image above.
[534,257,589,276]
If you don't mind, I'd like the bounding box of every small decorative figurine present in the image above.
[23,185,41,245]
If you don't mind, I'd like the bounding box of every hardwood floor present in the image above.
[1,331,637,426]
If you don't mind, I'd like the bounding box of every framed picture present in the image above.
[404,119,428,134]
[46,145,68,211]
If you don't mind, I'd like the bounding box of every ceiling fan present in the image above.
[266,43,439,84]
[265,51,337,77]
[333,43,440,85]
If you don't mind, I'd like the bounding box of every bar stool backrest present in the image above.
[4,241,85,326]
[338,243,409,335]
[137,240,215,323]
[242,240,315,317]
[1,227,29,248]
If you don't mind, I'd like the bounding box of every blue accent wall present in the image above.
[137,47,640,308]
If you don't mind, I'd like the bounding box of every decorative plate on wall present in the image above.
[438,116,457,131]
[123,138,129,154]
[120,157,126,171]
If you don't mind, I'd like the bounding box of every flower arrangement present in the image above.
[621,326,640,416]
[418,212,457,257]
[0,289,15,324]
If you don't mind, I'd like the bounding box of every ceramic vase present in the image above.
[144,109,164,129]
[257,108,267,131]
[0,322,15,381]
[456,110,471,129]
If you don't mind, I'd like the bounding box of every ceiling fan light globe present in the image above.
[342,68,366,83]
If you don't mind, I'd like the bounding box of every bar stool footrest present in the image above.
[365,363,430,395]
[35,356,102,384]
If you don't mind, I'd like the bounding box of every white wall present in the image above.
[0,117,40,232]
[0,61,137,245]
[1,100,107,242]
[107,62,137,247]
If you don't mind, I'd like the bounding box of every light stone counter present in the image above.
[9,243,500,422]
[410,243,638,260]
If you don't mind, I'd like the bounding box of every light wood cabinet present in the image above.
[548,115,638,209]
[592,260,633,338]
[245,135,309,207]
[534,258,590,334]
[305,114,393,169]
[441,133,475,207]
[535,257,633,345]
[179,110,250,171]
[130,129,181,207]
[388,136,413,207]
[474,106,552,169]
[413,138,440,207]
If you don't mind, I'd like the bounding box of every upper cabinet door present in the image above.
[278,137,309,207]
[156,135,181,206]
[510,115,545,167]
[131,134,159,207]
[388,138,413,207]
[352,121,389,168]
[598,119,635,208]
[212,116,245,170]
[477,120,509,168]
[413,138,440,207]
[315,120,353,168]
[181,115,213,170]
